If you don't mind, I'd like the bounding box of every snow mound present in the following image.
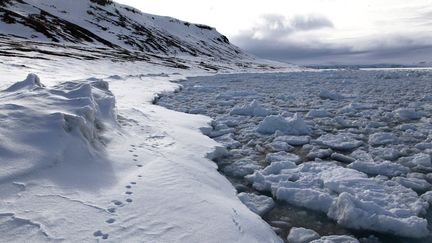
[0,74,117,182]
[5,73,44,92]
[246,161,429,238]
[257,114,311,135]
[230,100,271,117]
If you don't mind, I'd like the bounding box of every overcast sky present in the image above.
[116,0,432,65]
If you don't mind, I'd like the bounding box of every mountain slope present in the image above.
[0,0,248,62]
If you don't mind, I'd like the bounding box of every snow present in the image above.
[0,74,116,183]
[0,60,286,242]
[287,227,320,243]
[4,73,44,91]
[257,114,311,135]
[4,22,432,241]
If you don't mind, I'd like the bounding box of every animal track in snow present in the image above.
[105,218,115,224]
[93,230,109,239]
[112,200,123,206]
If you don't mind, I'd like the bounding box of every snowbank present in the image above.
[0,73,116,182]
[0,72,283,243]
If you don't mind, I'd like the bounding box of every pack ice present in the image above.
[156,70,432,241]
[247,161,429,238]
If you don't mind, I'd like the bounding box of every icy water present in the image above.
[157,70,432,242]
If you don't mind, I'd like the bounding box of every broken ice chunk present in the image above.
[238,192,275,216]
[257,114,311,135]
[394,108,422,121]
[287,227,320,243]
[230,99,272,117]
[348,160,409,177]
[316,133,362,151]
[369,132,398,146]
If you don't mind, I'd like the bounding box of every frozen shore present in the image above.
[0,54,298,242]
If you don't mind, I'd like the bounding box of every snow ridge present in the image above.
[0,73,117,182]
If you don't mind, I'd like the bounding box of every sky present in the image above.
[116,0,432,65]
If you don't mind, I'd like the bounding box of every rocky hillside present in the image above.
[0,0,260,66]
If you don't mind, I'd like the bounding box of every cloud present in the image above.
[243,14,333,40]
[290,15,334,31]
[232,14,432,65]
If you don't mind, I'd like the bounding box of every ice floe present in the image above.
[257,114,311,135]
[238,192,275,216]
[230,100,272,117]
[316,133,362,151]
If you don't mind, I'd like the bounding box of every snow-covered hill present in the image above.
[0,0,291,72]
